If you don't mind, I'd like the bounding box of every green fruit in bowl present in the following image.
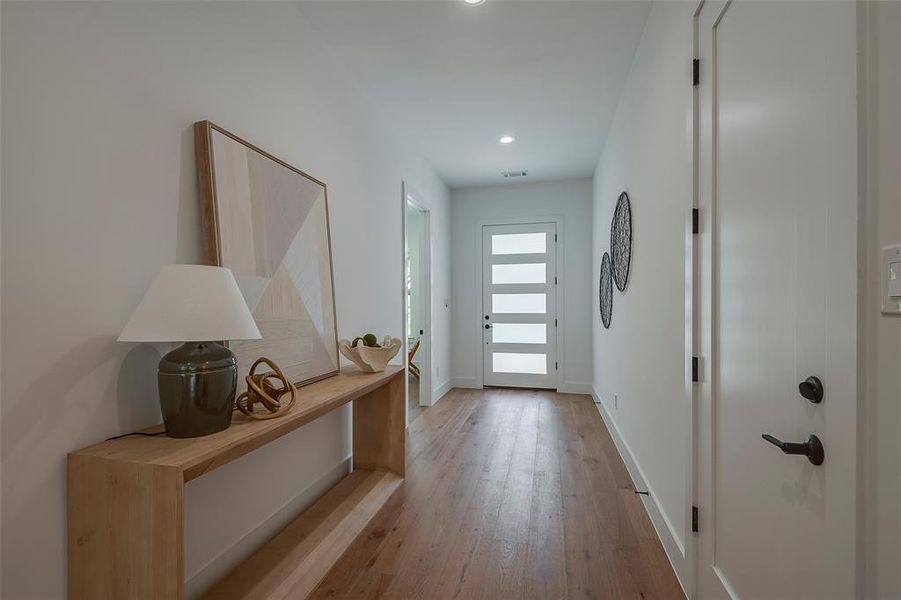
[352,333,381,348]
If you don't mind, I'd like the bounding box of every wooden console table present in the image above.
[68,366,405,599]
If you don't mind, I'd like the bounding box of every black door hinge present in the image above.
[693,59,700,86]
[555,362,558,371]
[555,276,558,285]
[692,505,699,533]
[692,208,700,234]
[554,234,558,242]
[692,356,699,382]
[555,318,558,327]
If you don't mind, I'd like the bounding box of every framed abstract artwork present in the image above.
[194,121,339,390]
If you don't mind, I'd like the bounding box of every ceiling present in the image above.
[297,1,650,189]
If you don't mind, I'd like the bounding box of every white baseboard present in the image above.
[185,458,351,599]
[558,381,594,394]
[592,388,689,596]
[450,377,481,389]
[431,379,452,404]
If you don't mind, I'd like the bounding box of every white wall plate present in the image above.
[881,245,901,314]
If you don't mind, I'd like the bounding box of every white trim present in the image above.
[403,182,433,418]
[558,381,594,395]
[450,377,481,389]
[685,4,704,598]
[592,388,690,597]
[431,379,452,404]
[401,182,408,424]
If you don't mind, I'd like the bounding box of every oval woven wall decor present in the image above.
[599,251,613,329]
[610,191,632,292]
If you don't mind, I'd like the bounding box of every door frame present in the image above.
[402,182,433,422]
[690,1,863,597]
[475,215,564,390]
[856,2,891,596]
[686,4,708,598]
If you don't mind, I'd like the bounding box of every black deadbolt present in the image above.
[799,376,824,403]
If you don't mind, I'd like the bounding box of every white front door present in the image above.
[482,223,558,389]
[694,1,858,598]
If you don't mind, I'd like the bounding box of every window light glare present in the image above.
[498,135,515,144]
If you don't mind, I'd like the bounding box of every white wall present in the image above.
[450,178,593,393]
[0,2,450,598]
[861,1,901,597]
[590,0,692,584]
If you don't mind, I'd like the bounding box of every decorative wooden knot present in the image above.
[235,357,297,420]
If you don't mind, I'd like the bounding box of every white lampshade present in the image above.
[118,265,261,343]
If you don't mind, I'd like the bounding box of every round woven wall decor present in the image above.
[610,191,632,292]
[599,251,613,329]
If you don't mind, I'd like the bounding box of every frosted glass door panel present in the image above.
[492,293,546,314]
[491,233,546,255]
[492,352,547,375]
[491,323,547,344]
[492,263,546,284]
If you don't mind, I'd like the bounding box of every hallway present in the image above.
[312,388,684,599]
[4,2,897,597]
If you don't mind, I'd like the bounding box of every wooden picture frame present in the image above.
[194,120,340,389]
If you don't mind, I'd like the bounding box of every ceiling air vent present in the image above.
[502,170,528,179]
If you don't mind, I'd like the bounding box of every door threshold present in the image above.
[483,385,557,392]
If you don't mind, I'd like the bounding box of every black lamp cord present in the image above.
[105,429,168,441]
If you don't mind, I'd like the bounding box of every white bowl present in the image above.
[338,336,402,372]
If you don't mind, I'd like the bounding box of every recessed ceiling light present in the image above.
[498,134,515,144]
[464,0,486,5]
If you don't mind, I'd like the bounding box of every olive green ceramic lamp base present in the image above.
[158,342,238,438]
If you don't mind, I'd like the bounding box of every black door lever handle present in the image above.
[762,433,824,465]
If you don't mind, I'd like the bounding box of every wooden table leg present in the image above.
[352,371,405,476]
[68,454,184,599]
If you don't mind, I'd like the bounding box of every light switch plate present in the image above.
[882,245,901,315]
[889,262,901,298]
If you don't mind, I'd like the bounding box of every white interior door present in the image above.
[694,1,858,598]
[482,223,557,389]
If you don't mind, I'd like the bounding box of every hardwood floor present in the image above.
[312,387,684,599]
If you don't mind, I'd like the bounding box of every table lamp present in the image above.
[118,264,261,438]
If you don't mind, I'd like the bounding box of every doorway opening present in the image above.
[404,188,431,425]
